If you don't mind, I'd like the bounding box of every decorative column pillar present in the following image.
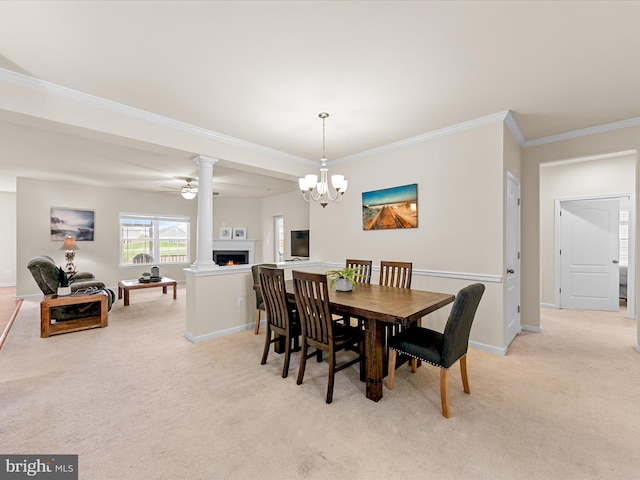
[191,155,218,271]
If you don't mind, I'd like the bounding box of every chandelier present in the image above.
[298,112,348,208]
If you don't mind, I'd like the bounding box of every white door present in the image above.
[506,173,521,346]
[560,198,620,311]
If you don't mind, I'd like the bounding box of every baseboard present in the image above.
[469,340,507,356]
[184,322,255,343]
[540,303,557,309]
[522,324,543,333]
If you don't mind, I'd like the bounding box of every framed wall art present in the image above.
[220,227,232,239]
[233,227,247,240]
[361,184,418,230]
[50,207,95,241]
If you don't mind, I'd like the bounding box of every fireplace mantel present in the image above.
[213,239,255,264]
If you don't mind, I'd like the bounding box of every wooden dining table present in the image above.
[284,280,455,402]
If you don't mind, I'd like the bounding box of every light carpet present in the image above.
[1,287,638,479]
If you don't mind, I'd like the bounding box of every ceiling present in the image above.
[1,0,639,196]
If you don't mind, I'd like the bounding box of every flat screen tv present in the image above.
[290,230,309,258]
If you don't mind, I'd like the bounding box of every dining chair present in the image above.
[379,261,412,289]
[251,263,277,334]
[340,259,373,328]
[379,261,413,338]
[258,266,301,378]
[292,270,364,404]
[346,259,372,285]
[387,283,485,418]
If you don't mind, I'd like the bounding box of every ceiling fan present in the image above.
[161,178,219,199]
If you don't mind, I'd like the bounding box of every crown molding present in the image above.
[0,67,313,166]
[503,110,526,146]
[333,111,514,165]
[3,67,638,159]
[524,116,640,148]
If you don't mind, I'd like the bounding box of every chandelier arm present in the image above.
[298,111,347,207]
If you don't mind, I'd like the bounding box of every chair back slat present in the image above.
[292,271,333,347]
[259,267,292,331]
[346,259,372,284]
[379,261,412,289]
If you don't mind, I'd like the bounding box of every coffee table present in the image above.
[118,277,177,306]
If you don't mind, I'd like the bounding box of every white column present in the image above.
[191,155,218,271]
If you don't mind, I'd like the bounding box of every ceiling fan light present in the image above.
[181,185,197,200]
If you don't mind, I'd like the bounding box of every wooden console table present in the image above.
[40,293,108,338]
[117,277,177,306]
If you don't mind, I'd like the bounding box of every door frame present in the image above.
[554,193,635,318]
[505,171,521,348]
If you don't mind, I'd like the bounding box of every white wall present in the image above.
[0,191,16,286]
[309,121,507,350]
[260,190,310,262]
[539,153,635,305]
[213,196,263,261]
[17,177,198,297]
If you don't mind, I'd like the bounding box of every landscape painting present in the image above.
[362,184,418,230]
[50,207,95,241]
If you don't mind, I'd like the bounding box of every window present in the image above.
[274,216,284,262]
[120,213,190,266]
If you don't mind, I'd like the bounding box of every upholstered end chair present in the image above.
[28,255,115,320]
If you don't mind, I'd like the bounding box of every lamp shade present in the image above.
[59,236,79,251]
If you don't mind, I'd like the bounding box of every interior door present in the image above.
[505,173,521,347]
[560,198,620,311]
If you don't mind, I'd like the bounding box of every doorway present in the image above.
[539,150,636,320]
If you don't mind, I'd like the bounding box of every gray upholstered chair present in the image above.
[251,263,276,334]
[27,255,115,320]
[387,283,485,418]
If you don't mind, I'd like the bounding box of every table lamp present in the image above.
[60,235,79,274]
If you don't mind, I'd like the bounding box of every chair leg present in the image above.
[411,358,417,373]
[460,355,470,394]
[359,340,365,382]
[296,341,308,385]
[260,326,271,365]
[326,351,336,404]
[282,334,291,379]
[387,349,397,389]
[440,368,451,418]
[254,309,261,335]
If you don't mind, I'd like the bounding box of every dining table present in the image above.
[284,280,455,402]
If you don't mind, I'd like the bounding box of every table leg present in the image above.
[172,284,177,299]
[162,286,167,294]
[118,286,123,300]
[364,317,384,401]
[123,290,130,307]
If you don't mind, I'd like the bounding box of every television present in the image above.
[290,230,310,258]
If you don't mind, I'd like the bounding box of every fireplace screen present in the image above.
[213,250,249,266]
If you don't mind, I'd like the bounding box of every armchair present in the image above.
[27,255,115,321]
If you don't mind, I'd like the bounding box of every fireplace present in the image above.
[213,250,249,266]
[212,239,255,265]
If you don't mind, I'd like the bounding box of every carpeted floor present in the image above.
[0,287,21,350]
[0,287,638,479]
